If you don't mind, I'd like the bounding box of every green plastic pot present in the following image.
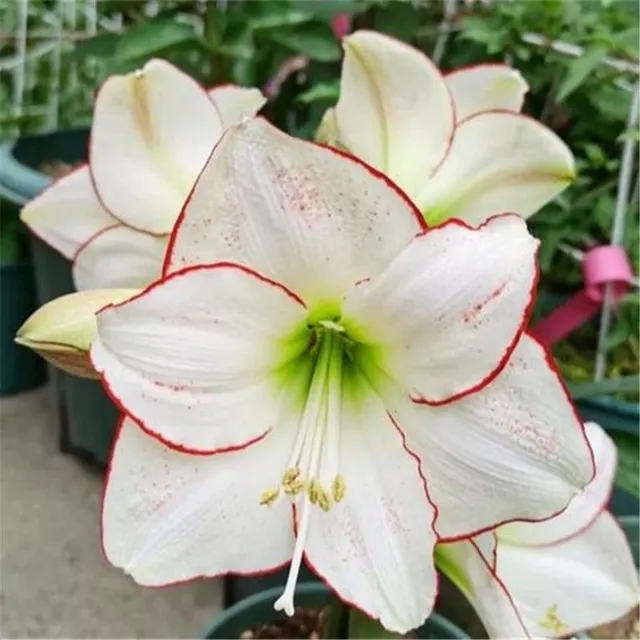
[0,261,46,396]
[203,583,468,639]
[0,130,118,466]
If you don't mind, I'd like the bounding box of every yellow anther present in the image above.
[308,479,321,504]
[317,488,331,512]
[539,605,567,634]
[332,475,346,502]
[282,467,301,485]
[259,487,280,506]
[283,479,307,495]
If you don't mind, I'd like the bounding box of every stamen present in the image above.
[283,479,306,495]
[307,479,321,504]
[282,467,301,485]
[259,488,280,506]
[332,475,346,502]
[316,486,331,512]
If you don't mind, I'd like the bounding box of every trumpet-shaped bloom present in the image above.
[20,60,266,291]
[316,30,574,226]
[92,118,593,633]
[439,422,638,638]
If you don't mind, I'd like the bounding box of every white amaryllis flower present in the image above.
[316,30,574,226]
[92,118,593,634]
[439,422,638,638]
[20,60,265,291]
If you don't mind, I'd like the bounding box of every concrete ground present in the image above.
[1,386,223,639]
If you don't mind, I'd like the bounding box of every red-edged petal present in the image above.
[164,117,424,310]
[91,262,309,453]
[102,415,295,585]
[391,334,595,540]
[500,421,617,546]
[342,214,539,405]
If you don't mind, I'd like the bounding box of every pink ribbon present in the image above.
[532,245,634,345]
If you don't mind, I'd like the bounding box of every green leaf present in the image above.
[271,23,342,61]
[244,1,312,30]
[568,375,640,399]
[348,607,402,639]
[297,80,340,103]
[295,0,374,20]
[211,22,255,60]
[0,227,20,264]
[618,128,640,143]
[72,32,120,61]
[114,20,198,63]
[556,45,608,102]
[610,431,639,498]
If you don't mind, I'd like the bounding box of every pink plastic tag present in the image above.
[532,245,634,345]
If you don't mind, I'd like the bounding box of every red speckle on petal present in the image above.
[463,281,509,324]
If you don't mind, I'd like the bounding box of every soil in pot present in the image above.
[239,605,326,639]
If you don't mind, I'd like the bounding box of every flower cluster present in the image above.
[17,30,637,638]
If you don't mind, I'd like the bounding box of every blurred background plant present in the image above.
[1,0,638,396]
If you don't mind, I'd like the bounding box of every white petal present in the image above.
[418,112,575,225]
[393,334,595,540]
[92,263,309,453]
[91,59,223,235]
[165,118,424,308]
[496,511,638,637]
[208,84,266,128]
[20,165,116,260]
[343,215,538,404]
[72,225,166,291]
[336,30,454,199]
[438,536,531,639]
[445,64,528,121]
[303,375,438,634]
[501,422,616,546]
[103,416,294,585]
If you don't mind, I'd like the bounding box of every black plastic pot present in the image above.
[203,583,469,639]
[0,260,46,396]
[224,564,319,608]
[0,131,118,466]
